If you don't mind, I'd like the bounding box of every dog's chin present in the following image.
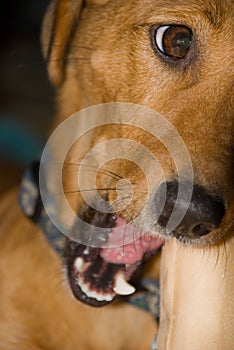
[64,208,164,307]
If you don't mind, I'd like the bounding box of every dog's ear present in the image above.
[41,0,83,86]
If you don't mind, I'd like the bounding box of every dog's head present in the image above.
[42,0,234,306]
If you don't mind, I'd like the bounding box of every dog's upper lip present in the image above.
[100,216,164,264]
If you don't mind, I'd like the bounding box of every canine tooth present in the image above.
[114,273,136,296]
[74,257,85,272]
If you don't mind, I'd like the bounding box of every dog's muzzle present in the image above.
[19,163,226,308]
[65,180,225,307]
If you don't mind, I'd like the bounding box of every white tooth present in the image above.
[76,278,114,302]
[74,257,85,272]
[113,273,136,296]
[83,248,90,255]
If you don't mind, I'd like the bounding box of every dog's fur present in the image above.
[0,0,234,349]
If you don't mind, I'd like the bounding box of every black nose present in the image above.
[155,181,225,240]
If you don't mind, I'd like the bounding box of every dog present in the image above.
[0,0,233,349]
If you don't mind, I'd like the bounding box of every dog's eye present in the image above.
[154,25,193,59]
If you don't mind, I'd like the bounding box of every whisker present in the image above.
[221,237,228,277]
[132,226,138,254]
[214,242,220,269]
[64,162,124,180]
[63,187,119,195]
[123,223,129,251]
[139,227,146,252]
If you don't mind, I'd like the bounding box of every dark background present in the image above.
[0,1,53,193]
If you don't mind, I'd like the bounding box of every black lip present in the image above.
[65,241,125,307]
[65,239,162,307]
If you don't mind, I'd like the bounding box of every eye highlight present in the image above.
[153,25,193,59]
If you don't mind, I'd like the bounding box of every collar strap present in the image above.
[18,162,65,255]
[127,278,160,349]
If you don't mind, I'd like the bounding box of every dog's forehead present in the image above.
[100,0,232,26]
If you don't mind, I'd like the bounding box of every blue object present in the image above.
[0,118,44,164]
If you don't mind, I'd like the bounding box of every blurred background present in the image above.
[0,0,53,194]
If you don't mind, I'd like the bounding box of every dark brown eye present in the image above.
[154,25,193,59]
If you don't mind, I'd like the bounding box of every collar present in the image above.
[127,278,160,349]
[18,162,66,255]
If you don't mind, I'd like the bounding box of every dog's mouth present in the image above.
[65,209,164,307]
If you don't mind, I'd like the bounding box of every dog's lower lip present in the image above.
[73,258,136,297]
[74,270,115,302]
[69,251,121,307]
[68,241,162,307]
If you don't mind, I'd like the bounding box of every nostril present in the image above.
[155,181,225,241]
[191,223,215,237]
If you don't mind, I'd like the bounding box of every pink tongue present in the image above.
[100,217,164,264]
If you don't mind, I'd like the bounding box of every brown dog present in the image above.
[0,0,234,349]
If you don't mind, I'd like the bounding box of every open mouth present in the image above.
[65,208,164,307]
